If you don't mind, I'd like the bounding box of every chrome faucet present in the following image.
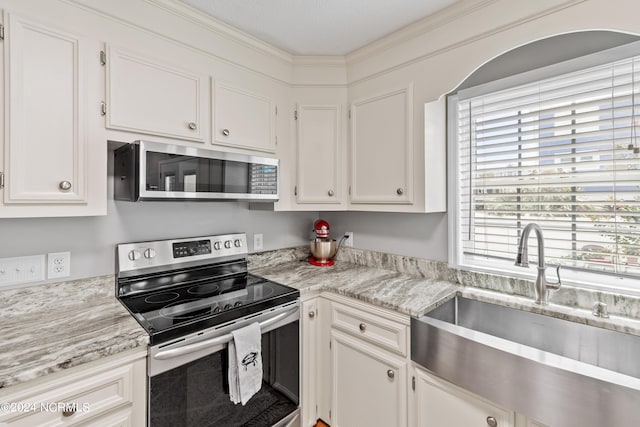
[514,223,562,305]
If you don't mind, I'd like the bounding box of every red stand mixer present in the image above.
[309,219,338,266]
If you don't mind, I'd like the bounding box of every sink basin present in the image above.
[411,296,640,427]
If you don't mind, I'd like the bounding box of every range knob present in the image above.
[224,240,232,249]
[144,248,156,259]
[127,250,141,261]
[213,241,221,251]
[224,304,232,310]
[213,306,221,314]
[234,239,242,248]
[234,301,243,307]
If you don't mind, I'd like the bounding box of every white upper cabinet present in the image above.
[106,46,207,142]
[350,84,413,205]
[213,81,276,153]
[295,104,341,204]
[1,13,106,217]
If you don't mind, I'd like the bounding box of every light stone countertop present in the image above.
[251,258,458,317]
[250,247,640,337]
[0,275,149,390]
[3,246,640,392]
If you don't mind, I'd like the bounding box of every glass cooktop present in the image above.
[119,273,298,344]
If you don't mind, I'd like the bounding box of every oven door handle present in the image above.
[153,307,297,360]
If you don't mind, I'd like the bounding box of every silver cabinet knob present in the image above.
[396,187,404,195]
[222,128,230,136]
[328,190,334,197]
[387,369,395,379]
[59,181,72,191]
[188,122,197,130]
[359,323,366,332]
[308,311,315,318]
[486,416,498,427]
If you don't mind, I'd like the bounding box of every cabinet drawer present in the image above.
[0,359,142,426]
[331,301,408,356]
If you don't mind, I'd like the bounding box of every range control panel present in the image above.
[173,240,212,258]
[117,233,247,274]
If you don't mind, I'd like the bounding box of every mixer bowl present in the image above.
[310,239,337,263]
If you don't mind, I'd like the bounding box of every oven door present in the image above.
[148,302,300,427]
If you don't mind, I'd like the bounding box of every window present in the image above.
[452,52,640,288]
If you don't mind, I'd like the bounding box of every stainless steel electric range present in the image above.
[116,233,300,427]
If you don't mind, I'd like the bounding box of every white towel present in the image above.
[228,322,262,405]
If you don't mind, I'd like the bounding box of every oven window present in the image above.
[149,322,299,427]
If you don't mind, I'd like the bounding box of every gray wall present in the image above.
[324,211,448,261]
[0,198,317,282]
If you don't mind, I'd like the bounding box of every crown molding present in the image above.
[346,0,588,86]
[346,0,498,64]
[145,0,294,63]
[292,56,346,67]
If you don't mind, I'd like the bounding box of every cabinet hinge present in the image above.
[329,410,332,420]
[315,404,318,417]
[275,105,278,116]
[412,376,416,391]
[0,171,4,189]
[348,186,351,196]
[275,136,278,145]
[294,186,297,196]
[100,101,106,116]
[294,110,298,120]
[348,109,351,119]
[99,50,106,66]
[0,24,5,41]
[329,340,332,350]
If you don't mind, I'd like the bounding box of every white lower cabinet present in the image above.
[0,350,147,426]
[323,295,410,427]
[411,365,514,427]
[331,329,408,427]
[301,297,319,427]
[302,295,546,427]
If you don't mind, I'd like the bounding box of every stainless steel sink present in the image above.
[411,296,640,427]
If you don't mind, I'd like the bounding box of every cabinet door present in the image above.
[301,299,319,427]
[107,46,206,141]
[412,366,514,427]
[0,352,146,426]
[3,13,97,205]
[350,84,413,204]
[296,104,340,204]
[331,329,407,427]
[214,81,276,153]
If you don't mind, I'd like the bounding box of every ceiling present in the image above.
[180,0,460,56]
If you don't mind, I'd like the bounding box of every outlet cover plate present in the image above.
[0,255,46,287]
[344,232,354,247]
[254,233,264,251]
[48,252,71,279]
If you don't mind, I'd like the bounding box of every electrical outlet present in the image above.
[344,232,354,247]
[0,255,46,287]
[47,252,71,279]
[253,233,264,251]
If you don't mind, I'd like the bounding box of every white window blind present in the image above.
[458,56,640,278]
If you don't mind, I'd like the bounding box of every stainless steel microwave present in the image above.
[113,141,279,201]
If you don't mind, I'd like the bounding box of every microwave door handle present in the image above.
[153,307,297,360]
